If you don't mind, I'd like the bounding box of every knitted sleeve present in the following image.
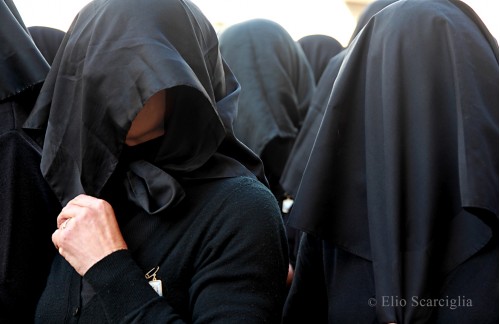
[84,177,289,323]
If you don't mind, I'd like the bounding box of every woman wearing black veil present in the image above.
[24,0,288,322]
[219,19,315,205]
[283,0,498,323]
[219,20,315,277]
[281,0,400,209]
[0,1,61,322]
[297,34,343,85]
[280,0,399,267]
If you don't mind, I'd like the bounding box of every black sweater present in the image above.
[0,90,61,323]
[35,176,288,323]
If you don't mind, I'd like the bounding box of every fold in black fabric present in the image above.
[297,35,343,84]
[280,51,346,198]
[281,0,398,199]
[0,0,49,101]
[219,19,316,157]
[0,1,61,322]
[23,0,266,212]
[27,26,65,65]
[120,137,185,214]
[288,0,498,322]
[219,19,315,201]
[279,52,347,266]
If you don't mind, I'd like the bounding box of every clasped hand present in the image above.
[52,194,128,276]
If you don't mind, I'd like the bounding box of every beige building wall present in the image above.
[344,0,374,21]
[15,0,498,45]
[343,0,499,41]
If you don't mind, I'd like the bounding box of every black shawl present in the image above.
[0,0,48,102]
[280,51,346,199]
[297,34,343,84]
[280,0,398,199]
[288,0,498,322]
[27,26,65,65]
[23,0,265,213]
[0,1,60,321]
[219,18,315,157]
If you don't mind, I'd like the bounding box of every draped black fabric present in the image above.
[0,0,49,101]
[297,35,343,84]
[219,19,315,158]
[287,0,498,322]
[28,26,65,65]
[219,19,316,265]
[280,51,346,199]
[23,0,266,211]
[219,19,315,202]
[0,1,60,322]
[279,52,346,266]
[281,0,398,200]
[0,131,60,323]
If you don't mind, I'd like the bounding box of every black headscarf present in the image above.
[219,19,315,157]
[23,0,265,214]
[280,51,346,198]
[297,34,343,84]
[0,0,49,102]
[0,2,60,321]
[280,0,398,199]
[288,0,498,322]
[28,26,65,65]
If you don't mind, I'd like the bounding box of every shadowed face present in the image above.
[125,89,174,146]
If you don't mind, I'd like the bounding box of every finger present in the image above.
[56,204,81,228]
[67,194,101,208]
[67,195,114,219]
[57,214,69,229]
[52,229,61,250]
[60,218,72,230]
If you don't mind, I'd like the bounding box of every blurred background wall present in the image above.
[14,0,499,48]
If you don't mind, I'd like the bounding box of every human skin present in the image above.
[125,89,174,146]
[52,89,173,276]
